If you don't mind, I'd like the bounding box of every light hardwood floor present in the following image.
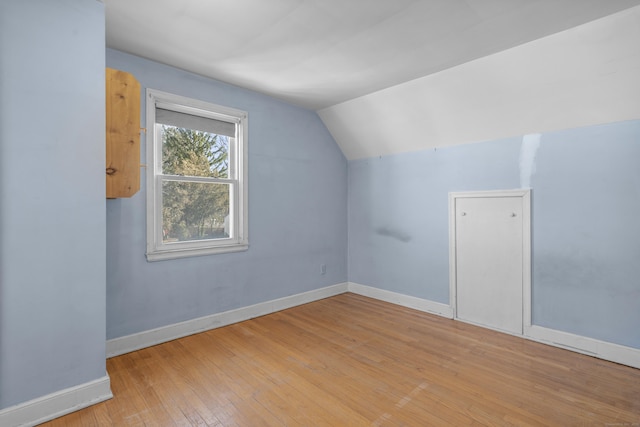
[42,293,640,426]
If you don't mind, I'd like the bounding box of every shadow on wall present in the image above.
[376,226,412,243]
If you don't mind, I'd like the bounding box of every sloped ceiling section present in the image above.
[105,0,640,110]
[105,0,640,159]
[319,5,640,159]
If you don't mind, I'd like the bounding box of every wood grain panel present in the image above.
[105,68,140,198]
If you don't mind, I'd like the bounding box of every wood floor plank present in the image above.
[39,293,640,426]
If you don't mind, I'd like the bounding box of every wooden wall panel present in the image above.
[106,68,140,198]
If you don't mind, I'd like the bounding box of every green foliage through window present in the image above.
[162,126,229,178]
[146,88,248,260]
[161,126,231,242]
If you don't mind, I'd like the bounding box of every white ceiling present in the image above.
[319,5,640,158]
[104,0,640,111]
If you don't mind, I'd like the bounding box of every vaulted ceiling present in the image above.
[105,1,640,159]
[104,0,640,111]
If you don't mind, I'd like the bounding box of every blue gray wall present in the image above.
[348,120,640,349]
[0,0,107,409]
[106,50,348,339]
[532,122,640,348]
[1,1,636,415]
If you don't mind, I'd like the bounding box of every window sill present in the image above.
[146,243,249,262]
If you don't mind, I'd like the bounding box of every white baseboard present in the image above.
[347,282,640,369]
[107,279,640,370]
[527,325,640,369]
[6,283,635,427]
[107,282,349,357]
[347,282,454,318]
[0,375,112,427]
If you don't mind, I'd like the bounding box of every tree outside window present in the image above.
[146,89,248,261]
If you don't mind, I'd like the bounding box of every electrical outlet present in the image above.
[320,264,327,275]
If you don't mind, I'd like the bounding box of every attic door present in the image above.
[449,190,531,335]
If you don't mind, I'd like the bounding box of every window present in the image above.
[146,89,248,261]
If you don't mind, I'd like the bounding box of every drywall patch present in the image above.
[520,133,541,188]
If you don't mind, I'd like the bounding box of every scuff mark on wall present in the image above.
[520,133,541,188]
[376,226,412,243]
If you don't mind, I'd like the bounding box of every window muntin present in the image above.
[146,89,248,261]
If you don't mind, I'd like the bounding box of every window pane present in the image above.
[162,180,231,242]
[161,125,229,178]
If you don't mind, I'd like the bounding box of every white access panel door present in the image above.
[454,194,525,335]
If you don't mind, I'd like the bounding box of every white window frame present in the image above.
[145,88,248,261]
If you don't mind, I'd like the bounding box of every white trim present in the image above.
[0,376,112,427]
[145,242,249,261]
[527,325,640,370]
[348,282,640,369]
[448,194,457,319]
[145,88,249,262]
[106,279,640,369]
[107,283,349,357]
[347,282,453,318]
[448,189,532,333]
